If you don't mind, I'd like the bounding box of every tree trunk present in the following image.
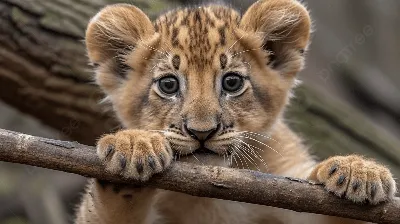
[0,0,118,145]
[0,0,173,145]
[0,0,399,180]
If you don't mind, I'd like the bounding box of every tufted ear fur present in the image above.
[239,0,311,77]
[85,4,157,94]
[86,4,155,63]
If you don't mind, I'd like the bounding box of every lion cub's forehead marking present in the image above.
[154,6,241,71]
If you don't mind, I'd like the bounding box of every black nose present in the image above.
[185,125,219,141]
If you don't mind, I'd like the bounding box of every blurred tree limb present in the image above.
[0,174,85,223]
[0,0,174,145]
[0,128,399,223]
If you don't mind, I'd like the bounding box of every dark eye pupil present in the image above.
[226,78,238,87]
[164,80,175,89]
[159,76,179,94]
[223,73,244,92]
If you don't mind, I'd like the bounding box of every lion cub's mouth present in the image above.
[179,147,232,167]
[194,148,219,155]
[166,127,236,167]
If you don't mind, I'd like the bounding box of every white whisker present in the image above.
[233,143,251,170]
[138,39,168,57]
[232,142,260,171]
[228,146,242,169]
[233,147,246,170]
[191,153,204,165]
[238,131,281,145]
[226,33,245,54]
[237,135,283,158]
[232,47,263,57]
[233,138,268,170]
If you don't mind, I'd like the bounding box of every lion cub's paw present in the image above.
[308,155,397,204]
[97,130,173,181]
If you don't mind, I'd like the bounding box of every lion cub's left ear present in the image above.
[239,0,311,77]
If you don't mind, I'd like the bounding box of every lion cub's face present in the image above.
[86,1,311,166]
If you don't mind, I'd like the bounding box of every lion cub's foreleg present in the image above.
[75,130,173,224]
[265,154,396,224]
[258,128,396,224]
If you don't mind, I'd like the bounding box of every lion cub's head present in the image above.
[86,0,311,166]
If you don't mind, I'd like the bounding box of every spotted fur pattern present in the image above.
[76,1,396,223]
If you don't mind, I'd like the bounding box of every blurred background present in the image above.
[0,0,399,223]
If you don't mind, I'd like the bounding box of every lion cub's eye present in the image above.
[222,73,244,93]
[158,76,179,95]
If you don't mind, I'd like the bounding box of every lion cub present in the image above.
[76,0,397,223]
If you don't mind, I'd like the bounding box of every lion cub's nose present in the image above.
[185,124,219,141]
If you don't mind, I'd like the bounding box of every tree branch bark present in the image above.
[1,0,400,181]
[0,128,398,224]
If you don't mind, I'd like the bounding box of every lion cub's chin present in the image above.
[179,152,231,167]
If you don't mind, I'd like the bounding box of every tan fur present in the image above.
[76,1,396,223]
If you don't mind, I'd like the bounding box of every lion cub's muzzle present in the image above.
[182,121,222,151]
[183,123,221,141]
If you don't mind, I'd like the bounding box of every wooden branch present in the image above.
[0,129,398,223]
[1,0,400,182]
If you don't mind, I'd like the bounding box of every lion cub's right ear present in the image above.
[86,4,157,94]
[85,4,155,64]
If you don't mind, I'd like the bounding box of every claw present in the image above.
[136,160,144,174]
[106,145,114,158]
[148,157,156,170]
[370,183,377,199]
[328,164,338,176]
[352,180,361,191]
[337,175,346,186]
[159,154,166,167]
[119,155,127,169]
